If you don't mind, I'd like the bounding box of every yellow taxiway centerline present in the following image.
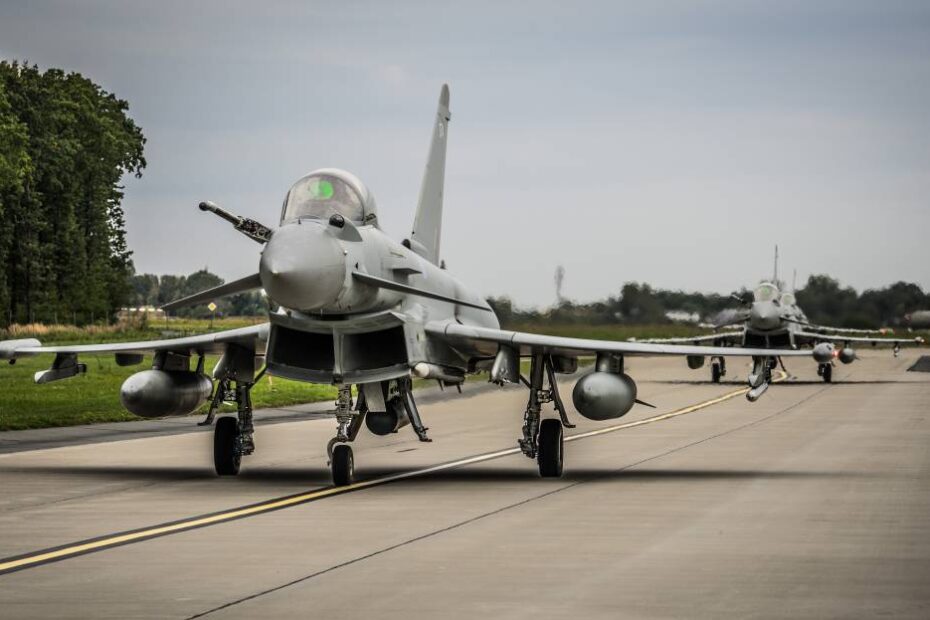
[0,374,782,575]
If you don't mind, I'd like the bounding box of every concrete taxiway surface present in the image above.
[0,351,928,618]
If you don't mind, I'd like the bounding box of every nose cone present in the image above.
[750,301,781,330]
[259,222,346,311]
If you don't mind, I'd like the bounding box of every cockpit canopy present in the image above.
[780,292,797,307]
[753,282,779,303]
[281,168,377,226]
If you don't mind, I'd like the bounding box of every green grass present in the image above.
[0,353,337,431]
[0,317,329,431]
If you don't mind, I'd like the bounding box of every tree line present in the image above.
[0,62,145,327]
[130,270,267,318]
[489,275,930,329]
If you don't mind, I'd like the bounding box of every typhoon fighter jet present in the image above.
[634,252,922,386]
[1,86,821,485]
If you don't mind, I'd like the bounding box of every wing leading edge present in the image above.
[627,332,745,346]
[0,323,269,360]
[793,330,923,347]
[426,322,813,359]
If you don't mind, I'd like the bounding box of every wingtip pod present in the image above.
[0,338,41,360]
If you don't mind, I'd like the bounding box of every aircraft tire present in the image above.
[823,364,832,383]
[711,362,722,383]
[332,444,354,486]
[214,416,241,476]
[537,419,564,478]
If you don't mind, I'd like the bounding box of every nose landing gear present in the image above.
[327,384,365,486]
[326,378,433,487]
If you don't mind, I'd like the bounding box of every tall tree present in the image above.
[0,62,145,325]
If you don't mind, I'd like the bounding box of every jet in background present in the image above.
[1,86,819,485]
[634,253,922,385]
[904,311,930,330]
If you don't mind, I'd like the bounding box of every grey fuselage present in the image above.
[740,286,830,349]
[258,215,498,385]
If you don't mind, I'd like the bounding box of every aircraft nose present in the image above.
[750,302,781,330]
[259,222,346,311]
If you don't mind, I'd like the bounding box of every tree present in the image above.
[0,81,31,323]
[129,269,268,318]
[0,61,145,326]
[618,283,666,323]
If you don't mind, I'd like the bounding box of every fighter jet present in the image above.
[904,311,930,330]
[634,252,922,386]
[1,85,820,485]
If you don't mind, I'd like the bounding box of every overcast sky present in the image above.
[1,1,928,307]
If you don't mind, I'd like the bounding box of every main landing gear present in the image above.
[518,353,574,478]
[818,362,833,383]
[327,378,431,486]
[207,378,256,476]
[710,356,726,383]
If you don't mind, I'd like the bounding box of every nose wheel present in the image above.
[331,444,355,486]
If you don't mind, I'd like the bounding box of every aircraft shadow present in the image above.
[2,465,874,486]
[356,466,872,484]
[1,464,333,484]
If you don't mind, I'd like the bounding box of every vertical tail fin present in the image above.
[409,84,451,264]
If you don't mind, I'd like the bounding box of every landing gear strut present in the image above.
[518,353,573,477]
[710,356,726,383]
[398,377,432,443]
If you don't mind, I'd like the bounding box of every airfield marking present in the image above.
[0,375,783,576]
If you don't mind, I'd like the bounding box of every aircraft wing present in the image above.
[0,323,269,361]
[426,322,812,359]
[793,330,923,347]
[626,332,744,346]
[788,319,888,336]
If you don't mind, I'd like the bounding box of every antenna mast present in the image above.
[773,245,779,285]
